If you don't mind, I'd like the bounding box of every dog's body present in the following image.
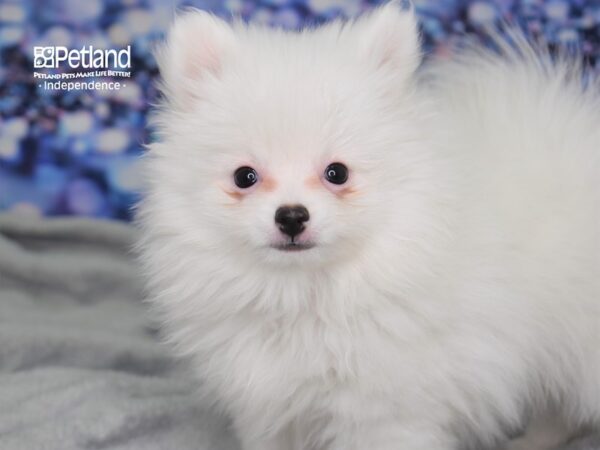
[137,3,600,449]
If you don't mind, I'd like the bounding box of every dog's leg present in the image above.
[327,419,458,450]
[237,424,294,450]
[505,412,571,450]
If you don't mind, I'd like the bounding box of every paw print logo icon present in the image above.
[33,47,55,68]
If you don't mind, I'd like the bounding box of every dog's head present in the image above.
[144,3,442,270]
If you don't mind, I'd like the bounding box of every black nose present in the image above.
[275,205,310,238]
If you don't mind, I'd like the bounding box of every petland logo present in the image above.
[33,46,132,91]
[34,46,131,69]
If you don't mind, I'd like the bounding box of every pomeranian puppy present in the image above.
[136,2,600,449]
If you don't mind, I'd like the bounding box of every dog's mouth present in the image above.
[271,240,315,252]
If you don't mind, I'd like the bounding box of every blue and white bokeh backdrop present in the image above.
[0,0,599,219]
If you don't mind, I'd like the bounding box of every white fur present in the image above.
[136,3,600,449]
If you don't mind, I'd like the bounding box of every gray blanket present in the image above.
[0,213,238,450]
[0,213,597,450]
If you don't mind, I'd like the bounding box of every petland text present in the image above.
[33,46,131,69]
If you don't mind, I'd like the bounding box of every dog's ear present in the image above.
[156,10,236,110]
[356,1,420,78]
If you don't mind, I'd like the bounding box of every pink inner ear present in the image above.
[184,41,221,80]
[372,28,410,70]
[378,43,396,68]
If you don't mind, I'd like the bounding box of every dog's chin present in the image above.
[271,241,316,252]
[260,239,342,268]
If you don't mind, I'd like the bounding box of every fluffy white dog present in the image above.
[136,2,600,449]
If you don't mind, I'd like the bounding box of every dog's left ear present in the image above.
[356,1,420,77]
[156,10,236,111]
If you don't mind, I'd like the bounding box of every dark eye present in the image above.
[234,166,258,188]
[324,162,348,185]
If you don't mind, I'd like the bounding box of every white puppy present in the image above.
[136,2,600,449]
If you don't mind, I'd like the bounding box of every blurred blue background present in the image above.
[0,0,599,220]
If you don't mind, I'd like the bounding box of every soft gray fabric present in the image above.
[0,213,238,450]
[0,212,597,450]
[562,436,600,450]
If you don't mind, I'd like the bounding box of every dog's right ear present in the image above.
[156,10,236,111]
[355,1,420,80]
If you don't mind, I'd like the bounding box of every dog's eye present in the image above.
[234,166,258,188]
[324,163,348,185]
